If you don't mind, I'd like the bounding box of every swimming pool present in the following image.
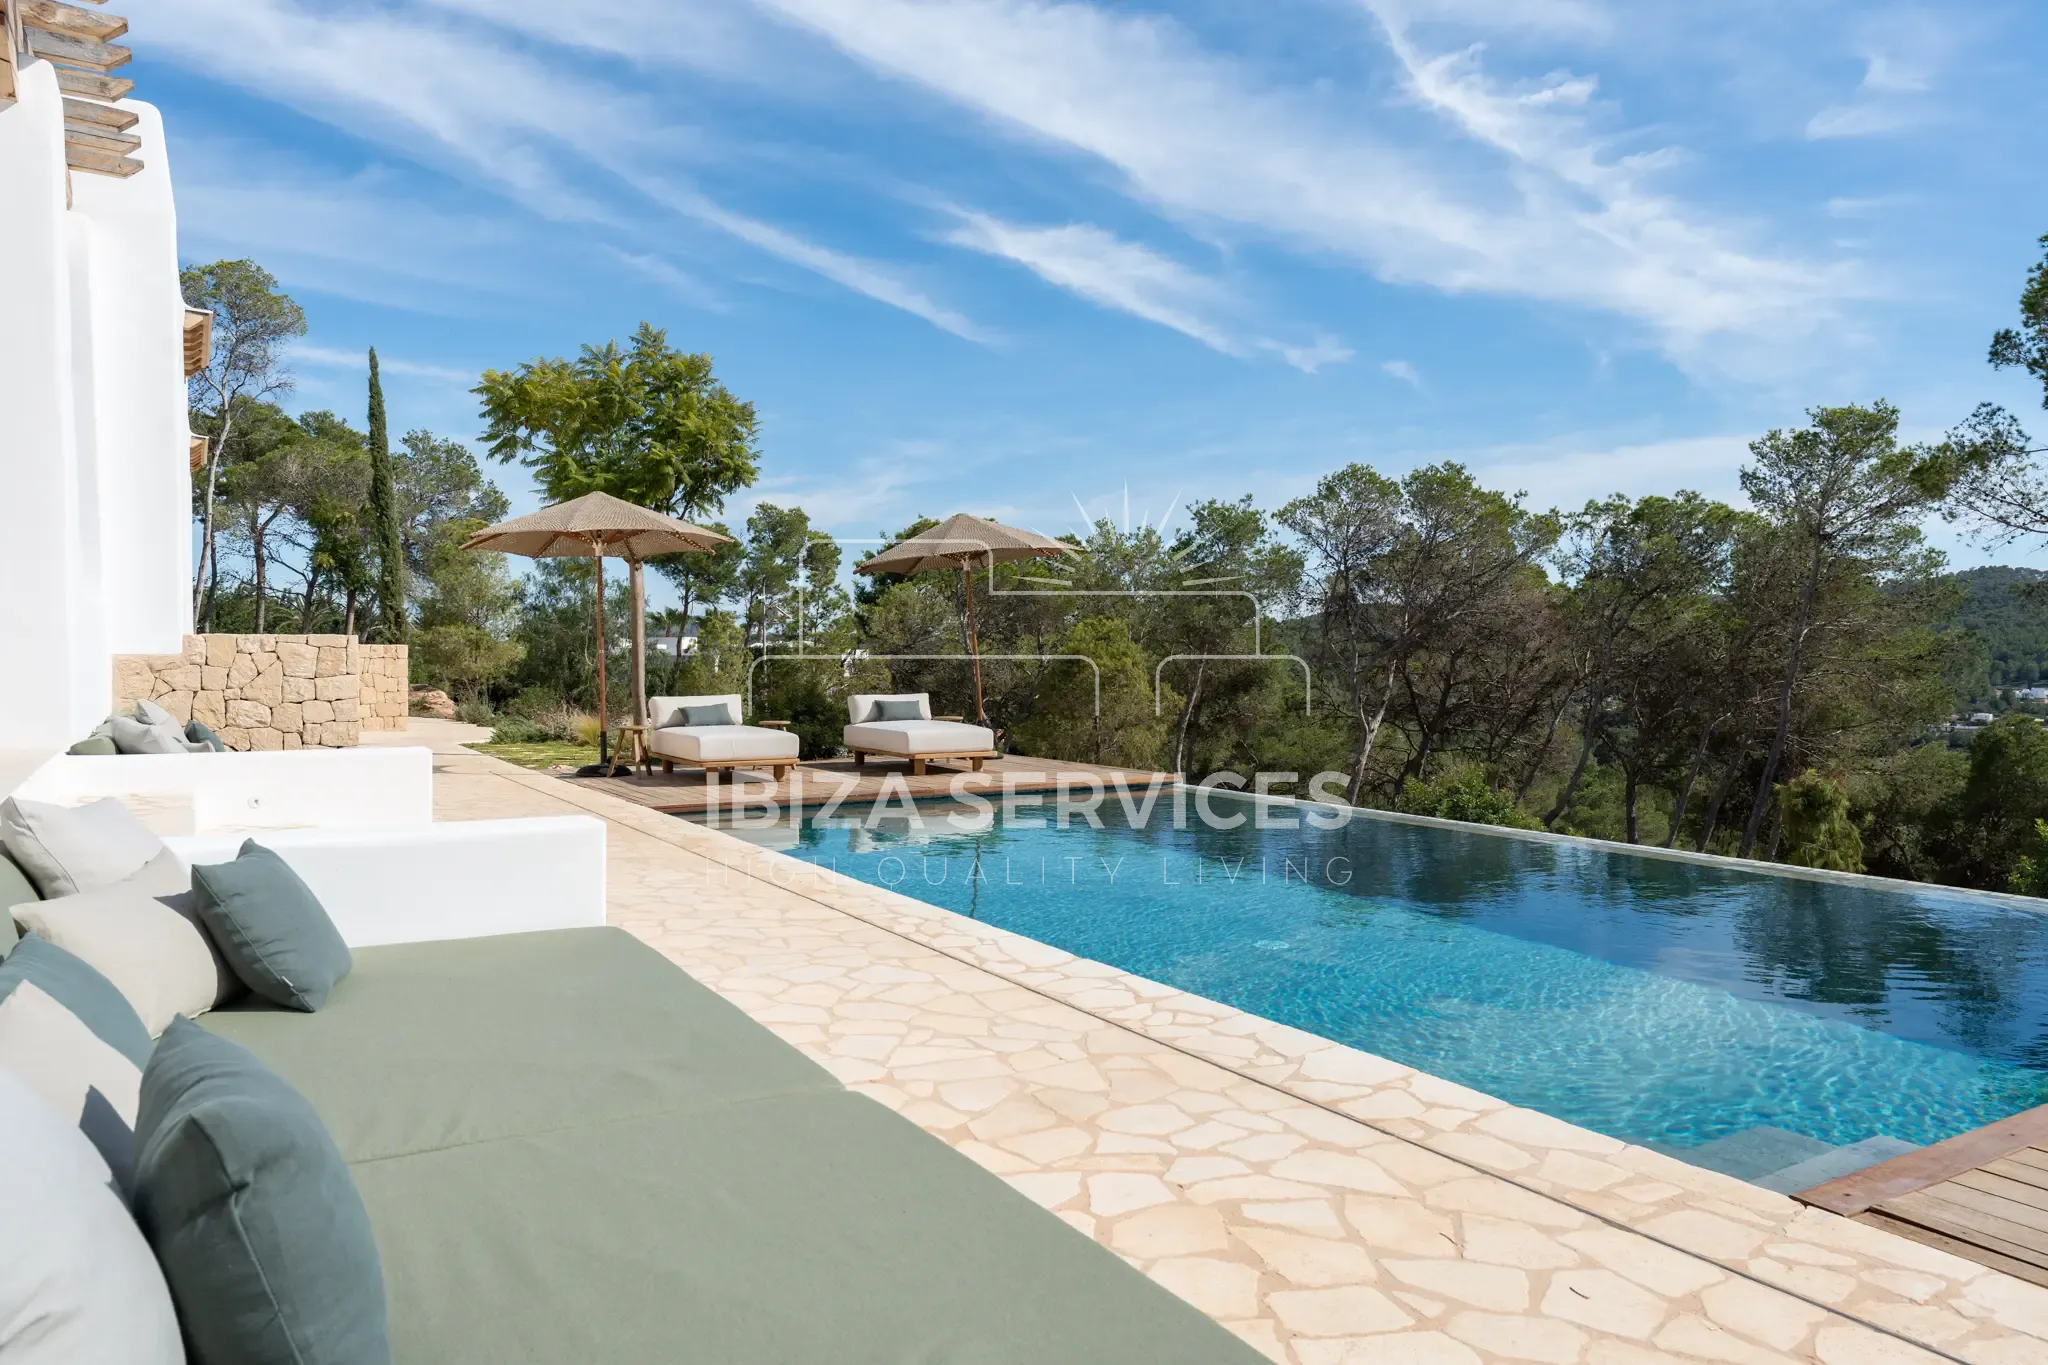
[695,793,2048,1180]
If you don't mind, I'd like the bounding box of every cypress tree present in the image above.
[366,347,408,641]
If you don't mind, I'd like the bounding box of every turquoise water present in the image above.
[698,795,2048,1155]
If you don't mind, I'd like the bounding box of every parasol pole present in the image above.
[593,536,610,768]
[962,558,986,724]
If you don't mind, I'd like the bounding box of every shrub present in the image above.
[453,696,497,726]
[1776,770,1864,873]
[1398,768,1541,830]
[485,705,588,745]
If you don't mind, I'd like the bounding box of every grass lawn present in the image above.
[471,739,601,771]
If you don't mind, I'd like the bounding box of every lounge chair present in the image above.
[647,693,799,779]
[843,694,997,775]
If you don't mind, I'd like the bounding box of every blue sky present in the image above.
[142,0,2048,584]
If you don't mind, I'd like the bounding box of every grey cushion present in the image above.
[0,795,166,897]
[135,1019,391,1365]
[67,735,119,756]
[0,848,36,953]
[0,1069,183,1364]
[191,841,352,1011]
[186,719,227,752]
[133,699,181,728]
[870,698,924,721]
[0,935,153,1186]
[679,701,736,726]
[110,715,194,755]
[15,881,225,1036]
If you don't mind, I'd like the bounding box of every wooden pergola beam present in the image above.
[51,65,131,100]
[66,120,139,156]
[63,94,136,129]
[21,1,126,44]
[66,141,141,177]
[23,25,129,73]
[183,309,214,378]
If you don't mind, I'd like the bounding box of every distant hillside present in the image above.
[1941,566,2048,697]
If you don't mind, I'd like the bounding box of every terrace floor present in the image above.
[374,719,2048,1365]
[562,750,1174,816]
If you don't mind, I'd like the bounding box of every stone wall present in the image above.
[358,644,409,732]
[112,634,407,751]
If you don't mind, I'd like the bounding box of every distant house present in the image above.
[1971,712,1998,724]
[2017,687,2048,702]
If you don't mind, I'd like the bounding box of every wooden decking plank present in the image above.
[1858,1210,2048,1289]
[1881,1186,2048,1252]
[1797,1102,2048,1215]
[1960,1163,2048,1203]
[1997,1146,2048,1178]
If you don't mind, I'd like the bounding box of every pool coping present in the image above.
[701,825,2048,1363]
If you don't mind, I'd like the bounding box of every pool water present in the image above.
[696,795,2048,1162]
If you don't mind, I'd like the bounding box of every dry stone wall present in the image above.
[111,635,408,750]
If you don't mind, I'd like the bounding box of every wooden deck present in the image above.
[1797,1104,2048,1287]
[562,752,1179,817]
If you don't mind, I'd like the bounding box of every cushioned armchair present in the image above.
[843,694,997,775]
[646,694,799,779]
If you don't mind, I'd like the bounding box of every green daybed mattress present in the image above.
[202,927,1262,1364]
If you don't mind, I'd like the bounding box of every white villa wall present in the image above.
[71,104,191,657]
[0,60,94,752]
[0,59,192,762]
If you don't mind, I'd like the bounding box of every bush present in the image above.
[1776,770,1864,873]
[485,705,589,745]
[1398,768,1541,830]
[454,696,497,727]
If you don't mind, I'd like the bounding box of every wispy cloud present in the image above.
[146,0,982,338]
[1381,359,1423,388]
[293,344,477,384]
[756,0,1847,362]
[602,248,725,310]
[945,213,1238,352]
[1805,12,1949,141]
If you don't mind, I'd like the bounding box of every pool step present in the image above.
[1753,1136,1920,1194]
[1658,1126,1921,1192]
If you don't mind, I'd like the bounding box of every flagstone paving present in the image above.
[378,723,2048,1365]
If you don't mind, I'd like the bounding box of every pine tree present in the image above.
[365,347,408,641]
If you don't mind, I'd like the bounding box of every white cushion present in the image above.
[845,693,933,724]
[0,797,166,898]
[844,720,995,755]
[14,882,227,1036]
[649,693,747,728]
[649,726,801,763]
[0,1068,182,1363]
[0,981,142,1150]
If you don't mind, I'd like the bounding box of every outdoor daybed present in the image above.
[200,925,1259,1362]
[646,692,800,779]
[844,692,999,775]
[2,812,1258,1363]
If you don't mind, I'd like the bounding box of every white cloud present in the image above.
[945,213,1238,352]
[1804,12,1949,141]
[1826,193,1916,219]
[1268,336,1355,374]
[754,0,1846,361]
[1469,433,1751,512]
[1806,101,1916,141]
[292,344,477,384]
[602,249,725,310]
[146,0,982,338]
[1381,359,1423,387]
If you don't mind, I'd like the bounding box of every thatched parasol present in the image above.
[856,513,1075,723]
[462,491,731,771]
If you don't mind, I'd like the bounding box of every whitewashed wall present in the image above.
[0,59,191,763]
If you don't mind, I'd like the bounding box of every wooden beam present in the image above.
[66,121,140,156]
[188,433,207,475]
[23,26,130,72]
[1798,1104,2048,1216]
[63,94,136,129]
[21,1,126,43]
[183,309,214,378]
[65,143,141,178]
[51,65,130,99]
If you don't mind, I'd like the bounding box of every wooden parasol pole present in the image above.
[962,560,986,724]
[593,537,610,767]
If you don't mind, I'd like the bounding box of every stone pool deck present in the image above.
[381,722,2048,1365]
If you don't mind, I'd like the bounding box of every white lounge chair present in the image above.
[646,694,799,779]
[843,694,997,775]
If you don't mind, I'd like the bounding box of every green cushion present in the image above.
[185,720,227,753]
[135,1019,390,1365]
[0,935,151,1067]
[67,735,119,756]
[191,842,352,1011]
[201,928,838,1164]
[200,928,1263,1365]
[870,697,923,721]
[0,849,34,954]
[679,701,736,726]
[353,1090,1255,1365]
